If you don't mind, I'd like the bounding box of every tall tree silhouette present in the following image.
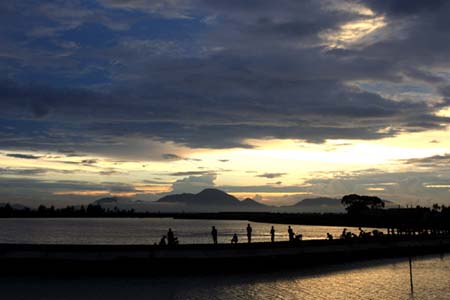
[341,194,385,215]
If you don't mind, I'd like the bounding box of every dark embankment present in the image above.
[0,235,449,276]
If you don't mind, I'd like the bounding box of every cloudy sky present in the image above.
[2,0,450,207]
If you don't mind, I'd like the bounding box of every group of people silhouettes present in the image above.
[339,227,384,240]
[157,226,388,246]
[215,224,254,244]
[158,225,305,246]
[159,228,179,246]
[211,224,302,244]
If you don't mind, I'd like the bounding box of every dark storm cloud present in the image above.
[355,1,450,73]
[0,178,140,206]
[1,0,450,155]
[1,76,446,150]
[162,153,183,160]
[361,0,447,16]
[168,170,216,176]
[219,185,307,193]
[0,168,48,176]
[81,159,98,165]
[142,179,172,184]
[6,153,41,160]
[56,149,85,157]
[256,173,287,179]
[0,178,136,193]
[98,170,124,176]
[403,154,450,168]
[0,167,81,177]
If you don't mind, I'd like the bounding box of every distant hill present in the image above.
[280,197,345,213]
[157,189,268,211]
[293,197,341,207]
[93,197,120,205]
[285,197,397,213]
[0,203,29,210]
[91,197,158,212]
[240,198,268,208]
[90,190,399,213]
[158,188,241,207]
[89,189,265,212]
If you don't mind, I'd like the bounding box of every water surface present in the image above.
[0,218,447,299]
[0,218,383,244]
[0,255,448,300]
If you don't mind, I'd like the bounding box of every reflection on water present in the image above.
[0,255,448,300]
[0,218,444,299]
[0,218,384,244]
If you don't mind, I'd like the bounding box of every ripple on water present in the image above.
[0,255,448,299]
[175,255,450,300]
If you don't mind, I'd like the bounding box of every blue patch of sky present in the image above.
[127,17,207,41]
[62,23,120,48]
[25,37,69,53]
[4,2,210,88]
[15,67,111,88]
[0,118,53,134]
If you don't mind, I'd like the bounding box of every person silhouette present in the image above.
[159,235,167,246]
[288,226,295,242]
[270,226,275,243]
[167,228,177,245]
[231,233,238,244]
[246,224,252,243]
[211,226,218,244]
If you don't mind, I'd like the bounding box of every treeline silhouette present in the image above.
[0,204,141,218]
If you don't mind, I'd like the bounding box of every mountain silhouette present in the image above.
[293,197,341,207]
[0,203,29,210]
[93,197,120,205]
[279,197,345,213]
[158,188,241,206]
[240,198,268,208]
[91,189,391,213]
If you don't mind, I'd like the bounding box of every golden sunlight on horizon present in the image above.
[2,126,450,204]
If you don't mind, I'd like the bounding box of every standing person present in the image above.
[246,223,252,243]
[159,235,167,246]
[167,228,175,245]
[288,226,295,242]
[211,226,218,244]
[270,226,275,243]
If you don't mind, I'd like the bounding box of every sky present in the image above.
[2,0,450,207]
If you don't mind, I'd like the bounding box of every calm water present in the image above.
[0,218,384,244]
[0,219,448,299]
[0,255,448,299]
